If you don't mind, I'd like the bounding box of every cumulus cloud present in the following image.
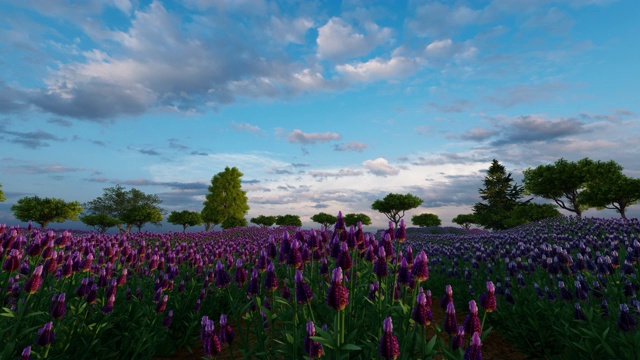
[486,82,567,108]
[231,121,263,134]
[285,129,342,145]
[362,157,400,176]
[317,17,393,61]
[459,128,499,141]
[492,115,588,145]
[0,127,64,149]
[336,55,422,82]
[307,168,364,180]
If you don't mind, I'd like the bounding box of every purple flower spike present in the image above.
[219,314,235,345]
[379,317,400,360]
[464,332,483,360]
[304,321,324,359]
[411,250,429,282]
[326,267,349,311]
[412,292,432,326]
[50,293,67,319]
[264,262,278,292]
[464,300,481,335]
[444,302,458,335]
[452,326,465,351]
[214,260,231,289]
[618,304,638,331]
[21,346,31,360]
[24,265,44,294]
[163,310,173,328]
[480,281,497,312]
[295,270,314,304]
[36,322,55,347]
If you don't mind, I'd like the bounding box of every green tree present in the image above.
[168,210,203,232]
[221,216,248,229]
[473,159,530,230]
[344,213,372,227]
[310,212,338,230]
[0,183,6,202]
[580,163,640,219]
[84,185,165,232]
[120,205,163,232]
[80,213,121,233]
[411,213,442,227]
[503,203,562,228]
[276,214,302,227]
[11,196,83,228]
[371,193,423,228]
[202,167,250,231]
[523,158,595,217]
[250,215,277,227]
[452,214,476,230]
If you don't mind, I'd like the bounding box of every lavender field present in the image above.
[2,215,639,359]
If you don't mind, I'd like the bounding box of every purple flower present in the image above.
[397,258,411,287]
[334,211,346,233]
[411,292,432,326]
[264,262,278,292]
[24,265,44,295]
[50,293,67,319]
[464,332,483,360]
[574,302,587,321]
[163,310,173,328]
[156,295,168,313]
[452,326,465,351]
[201,317,221,357]
[440,285,453,310]
[21,346,31,360]
[295,270,314,304]
[304,321,324,359]
[2,249,21,273]
[395,219,407,243]
[374,248,388,279]
[444,302,458,335]
[618,304,637,331]
[247,268,260,297]
[36,322,55,347]
[480,281,497,312]
[411,250,429,282]
[337,242,352,271]
[102,294,116,314]
[379,317,400,360]
[326,267,349,311]
[86,284,98,305]
[464,300,481,335]
[214,260,231,289]
[219,314,235,345]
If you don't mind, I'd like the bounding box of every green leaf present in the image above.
[286,333,294,344]
[340,343,361,351]
[425,334,437,354]
[1,307,15,317]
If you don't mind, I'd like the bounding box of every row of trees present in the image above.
[454,158,640,231]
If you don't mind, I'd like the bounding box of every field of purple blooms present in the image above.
[1,214,640,359]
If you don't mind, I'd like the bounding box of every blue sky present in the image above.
[1,0,639,231]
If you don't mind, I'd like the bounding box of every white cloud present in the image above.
[317,17,393,61]
[362,157,400,176]
[335,55,422,83]
[231,122,263,134]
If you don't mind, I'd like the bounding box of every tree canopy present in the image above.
[473,159,530,230]
[503,203,562,228]
[80,213,121,233]
[11,196,83,228]
[523,158,596,217]
[310,212,337,230]
[168,210,203,232]
[221,216,248,229]
[250,215,277,227]
[371,193,423,228]
[411,213,442,227]
[0,183,6,202]
[580,163,640,219]
[344,213,372,227]
[276,214,302,227]
[452,214,476,230]
[202,167,250,231]
[84,185,165,232]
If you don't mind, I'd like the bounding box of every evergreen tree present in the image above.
[473,159,529,230]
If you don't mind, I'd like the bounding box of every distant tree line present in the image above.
[4,156,637,233]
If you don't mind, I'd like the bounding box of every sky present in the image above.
[1,0,639,232]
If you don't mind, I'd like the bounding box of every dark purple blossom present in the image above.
[379,317,399,360]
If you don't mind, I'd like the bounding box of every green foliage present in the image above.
[580,161,640,219]
[84,185,165,232]
[503,203,562,228]
[451,213,476,229]
[343,213,372,227]
[275,214,302,227]
[523,158,596,217]
[221,216,248,229]
[411,213,442,227]
[250,215,277,227]
[80,213,121,233]
[167,210,203,232]
[371,193,423,228]
[202,167,250,230]
[473,159,530,230]
[11,195,83,228]
[310,212,338,229]
[0,183,6,202]
[120,205,163,232]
